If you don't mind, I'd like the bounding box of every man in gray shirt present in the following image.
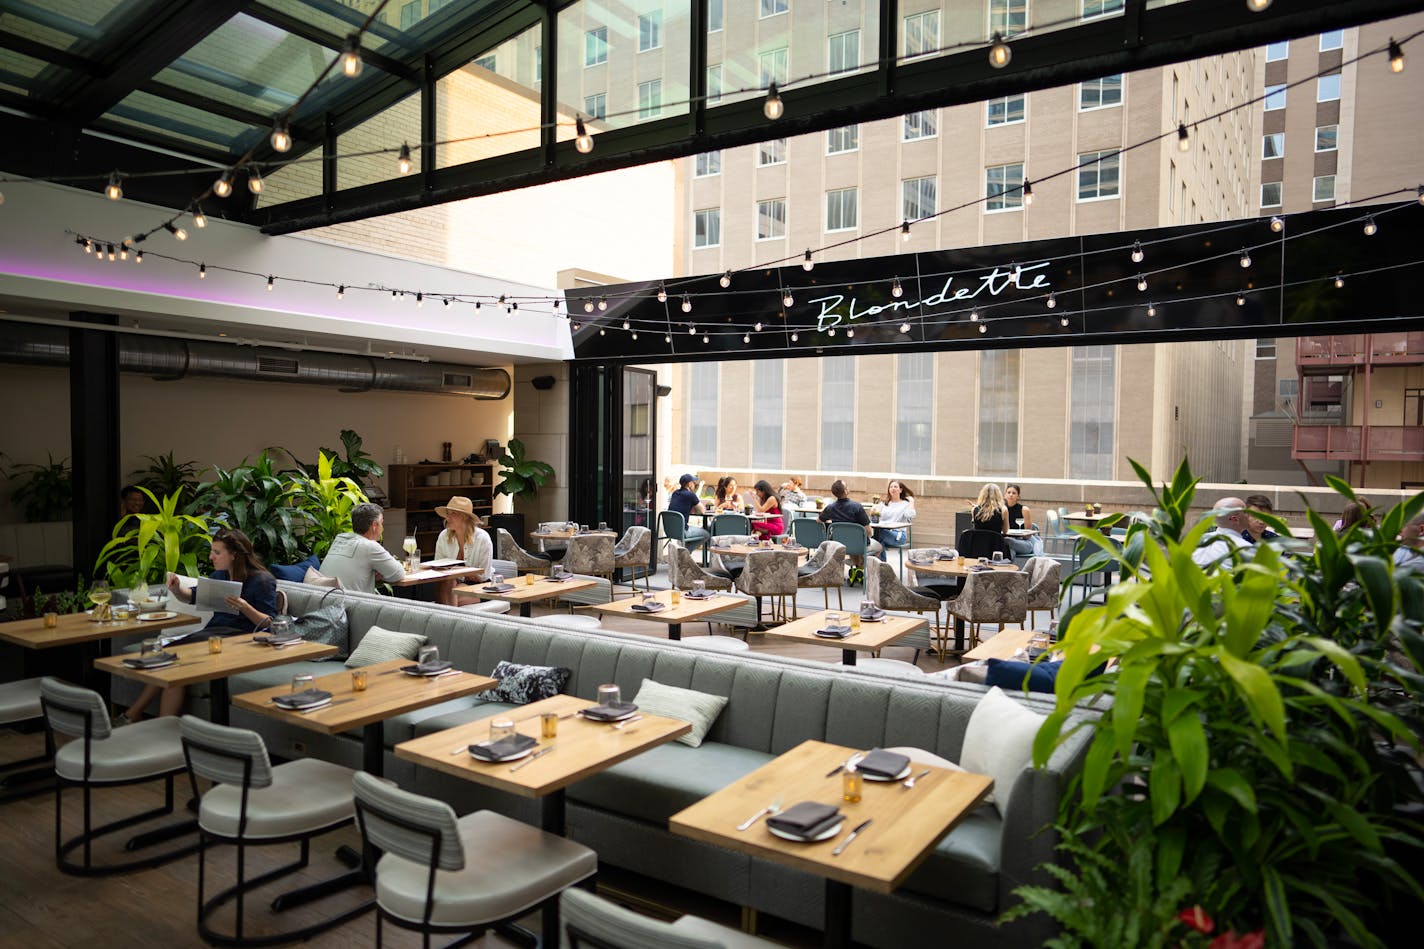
[319,502,405,593]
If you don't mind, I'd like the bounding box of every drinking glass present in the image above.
[491,573,504,586]
[597,521,608,532]
[992,551,1005,563]
[418,645,439,667]
[580,524,589,534]
[597,683,622,709]
[540,712,559,739]
[291,673,315,695]
[1015,518,1025,529]
[842,764,863,804]
[692,579,706,595]
[140,638,160,658]
[525,573,536,586]
[850,612,861,631]
[671,589,682,606]
[89,580,111,624]
[402,534,418,557]
[489,718,515,743]
[827,612,843,628]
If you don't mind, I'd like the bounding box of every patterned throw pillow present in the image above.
[474,660,572,705]
[344,625,429,668]
[629,678,729,748]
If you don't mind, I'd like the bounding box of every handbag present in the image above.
[291,587,350,660]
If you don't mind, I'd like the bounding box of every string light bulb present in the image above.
[1236,292,1246,306]
[1417,184,1424,206]
[891,278,903,298]
[1137,275,1148,291]
[105,172,123,201]
[270,120,292,153]
[901,220,911,241]
[1022,179,1034,206]
[988,33,1011,68]
[1147,302,1157,317]
[1334,274,1344,289]
[193,205,207,228]
[1270,215,1284,233]
[791,332,799,342]
[827,328,836,337]
[340,33,363,78]
[1246,0,1272,11]
[1363,215,1378,236]
[743,334,751,344]
[1177,122,1191,152]
[575,117,594,154]
[702,334,709,344]
[682,295,693,313]
[248,167,264,194]
[163,221,187,241]
[970,309,980,322]
[665,334,672,343]
[900,322,911,334]
[583,299,594,313]
[688,324,697,335]
[1388,38,1405,73]
[1060,316,1070,327]
[83,238,93,253]
[1239,248,1252,268]
[657,284,668,303]
[397,143,413,175]
[763,82,783,120]
[1046,292,1057,309]
[621,319,630,330]
[337,285,344,299]
[802,248,814,271]
[1131,241,1144,264]
[214,171,233,198]
[631,331,638,340]
[118,246,127,261]
[597,296,608,311]
[783,290,794,307]
[846,328,854,338]
[719,271,732,288]
[135,249,143,263]
[199,262,206,279]
[978,323,988,333]
[266,275,275,291]
[106,244,116,260]
[416,292,424,307]
[755,321,763,332]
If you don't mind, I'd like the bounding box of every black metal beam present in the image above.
[0,29,100,76]
[140,80,274,129]
[243,3,416,79]
[252,0,1424,235]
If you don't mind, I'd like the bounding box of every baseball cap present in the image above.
[678,473,697,486]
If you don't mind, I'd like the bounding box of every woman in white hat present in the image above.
[434,495,493,574]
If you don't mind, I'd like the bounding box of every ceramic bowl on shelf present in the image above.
[424,475,441,487]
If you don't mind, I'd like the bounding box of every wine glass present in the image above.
[402,534,418,568]
[1015,518,1026,530]
[89,580,111,624]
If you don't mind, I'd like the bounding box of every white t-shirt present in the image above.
[435,527,493,572]
[1191,528,1250,569]
[319,532,405,593]
[879,499,916,523]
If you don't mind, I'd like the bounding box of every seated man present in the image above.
[666,473,711,547]
[1191,497,1252,569]
[818,479,883,573]
[319,501,405,593]
[1243,494,1282,542]
[1394,513,1424,569]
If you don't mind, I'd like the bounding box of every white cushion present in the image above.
[671,914,779,948]
[629,678,728,749]
[199,757,357,839]
[958,686,1045,816]
[458,599,511,614]
[376,809,595,927]
[883,746,965,772]
[54,716,185,783]
[679,636,750,653]
[846,658,925,677]
[303,566,342,589]
[0,678,42,724]
[345,624,428,668]
[544,613,603,630]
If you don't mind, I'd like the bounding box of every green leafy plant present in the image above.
[279,429,383,488]
[95,487,211,584]
[290,451,368,559]
[493,438,554,504]
[193,453,312,565]
[130,452,205,507]
[1014,459,1424,947]
[7,453,73,522]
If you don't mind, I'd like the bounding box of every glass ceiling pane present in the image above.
[715,0,880,112]
[336,89,420,190]
[106,88,255,150]
[0,46,47,90]
[436,22,546,168]
[0,0,131,55]
[557,0,690,135]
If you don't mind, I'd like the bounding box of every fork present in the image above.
[737,797,784,831]
[902,768,932,789]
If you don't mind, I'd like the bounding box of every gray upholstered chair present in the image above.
[709,534,755,581]
[946,569,1030,650]
[1023,556,1063,626]
[353,771,596,947]
[612,526,652,595]
[734,548,801,624]
[668,542,734,592]
[0,677,52,802]
[562,534,616,595]
[865,559,943,659]
[796,540,846,610]
[179,715,369,945]
[39,677,198,875]
[497,528,553,576]
[561,887,773,949]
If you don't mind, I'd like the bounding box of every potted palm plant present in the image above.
[490,438,555,548]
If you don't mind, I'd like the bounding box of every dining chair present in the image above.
[179,715,369,946]
[734,549,801,625]
[1023,556,1063,626]
[656,511,708,564]
[711,513,752,538]
[791,517,826,549]
[667,542,735,592]
[827,522,870,584]
[561,886,774,949]
[39,677,199,875]
[957,527,1012,561]
[864,560,942,661]
[709,534,755,581]
[0,677,53,803]
[352,771,596,948]
[611,525,652,595]
[946,569,1030,652]
[496,527,553,575]
[562,534,617,598]
[796,540,846,610]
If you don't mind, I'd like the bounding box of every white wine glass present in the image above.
[89,580,111,624]
[1015,518,1026,530]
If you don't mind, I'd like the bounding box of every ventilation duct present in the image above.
[0,322,511,399]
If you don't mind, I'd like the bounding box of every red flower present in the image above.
[1177,906,1214,934]
[1209,930,1265,949]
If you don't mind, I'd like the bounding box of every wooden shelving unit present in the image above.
[388,464,496,548]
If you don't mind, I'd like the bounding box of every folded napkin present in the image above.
[859,608,886,621]
[936,554,956,561]
[630,602,666,613]
[856,748,911,780]
[254,633,303,645]
[122,652,177,669]
[273,689,333,710]
[469,733,538,760]
[402,659,453,675]
[580,702,638,721]
[814,625,853,639]
[685,590,716,599]
[545,574,577,582]
[483,583,516,593]
[766,802,843,839]
[969,564,999,573]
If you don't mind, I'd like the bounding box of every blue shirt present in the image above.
[668,488,702,520]
[202,568,278,634]
[819,498,869,527]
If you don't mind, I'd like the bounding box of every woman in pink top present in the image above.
[750,480,784,539]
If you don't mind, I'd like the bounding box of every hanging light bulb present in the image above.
[135,249,143,263]
[118,246,128,261]
[248,167,264,194]
[988,33,1011,68]
[266,275,275,291]
[270,120,292,153]
[827,327,836,337]
[783,290,794,307]
[702,334,709,344]
[198,262,206,279]
[802,248,814,271]
[1246,0,1272,11]
[1177,122,1191,152]
[1060,316,1069,327]
[80,238,91,253]
[978,322,988,333]
[631,331,638,340]
[891,278,903,298]
[900,322,911,334]
[681,295,693,313]
[575,116,594,154]
[163,221,187,241]
[597,296,608,311]
[1363,215,1378,236]
[599,328,606,336]
[1234,291,1246,306]
[105,172,123,201]
[1239,248,1252,268]
[583,299,594,313]
[1270,215,1284,233]
[1388,38,1405,73]
[791,332,799,342]
[193,205,207,228]
[1137,274,1148,292]
[443,297,450,307]
[688,324,697,335]
[1046,292,1057,309]
[763,82,783,120]
[1334,274,1345,289]
[340,33,363,78]
[1131,241,1145,264]
[621,319,630,330]
[665,333,672,343]
[397,143,413,175]
[337,285,345,299]
[416,292,424,307]
[1417,184,1424,206]
[755,321,763,332]
[743,334,750,344]
[1022,179,1034,206]
[553,299,561,311]
[970,309,980,322]
[1147,302,1157,317]
[106,244,116,260]
[214,171,233,198]
[719,271,732,288]
[901,220,911,242]
[657,284,668,303]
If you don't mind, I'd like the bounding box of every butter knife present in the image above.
[825,752,864,779]
[831,819,873,857]
[510,745,555,772]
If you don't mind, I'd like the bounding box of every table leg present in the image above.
[841,649,857,666]
[209,678,229,727]
[519,603,532,618]
[541,789,566,836]
[954,615,967,653]
[434,577,457,606]
[362,722,383,777]
[824,879,853,949]
[668,622,682,641]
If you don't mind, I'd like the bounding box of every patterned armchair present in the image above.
[734,548,801,625]
[496,528,552,576]
[796,540,846,610]
[946,569,1029,651]
[1023,556,1062,626]
[561,534,616,592]
[612,526,652,596]
[667,542,735,591]
[865,559,942,660]
[708,534,755,580]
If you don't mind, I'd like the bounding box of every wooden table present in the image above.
[591,589,745,640]
[453,575,602,617]
[1063,511,1111,527]
[713,542,811,558]
[396,693,690,834]
[764,609,926,666]
[962,627,1037,662]
[0,610,201,649]
[96,637,336,726]
[903,560,1020,651]
[391,563,484,606]
[530,529,617,542]
[231,658,496,776]
[670,739,991,949]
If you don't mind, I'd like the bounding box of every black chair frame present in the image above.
[0,712,56,803]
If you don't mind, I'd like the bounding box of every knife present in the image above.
[510,745,555,772]
[831,819,873,857]
[825,752,864,779]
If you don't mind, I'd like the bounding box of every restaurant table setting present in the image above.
[767,608,926,666]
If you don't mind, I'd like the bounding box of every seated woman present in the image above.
[123,528,278,721]
[714,476,745,513]
[972,483,1009,534]
[1004,483,1044,560]
[433,496,493,602]
[779,476,807,508]
[873,479,917,560]
[750,480,784,540]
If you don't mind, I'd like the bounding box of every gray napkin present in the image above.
[630,602,666,613]
[815,625,853,639]
[856,748,911,779]
[483,583,516,593]
[766,801,842,838]
[122,652,177,669]
[470,733,537,759]
[580,703,638,721]
[273,689,332,709]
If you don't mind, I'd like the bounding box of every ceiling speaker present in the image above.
[655,384,672,397]
[531,375,556,390]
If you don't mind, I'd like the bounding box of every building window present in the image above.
[1169,161,1176,209]
[1265,40,1289,62]
[638,79,662,119]
[986,94,1025,126]
[583,93,606,119]
[694,151,721,177]
[693,208,721,248]
[896,353,934,474]
[1077,150,1121,200]
[990,0,1027,37]
[757,138,787,166]
[1079,74,1122,110]
[689,364,718,466]
[904,10,939,57]
[752,360,784,468]
[1264,84,1286,110]
[902,176,937,221]
[903,109,938,141]
[827,125,858,154]
[473,54,496,71]
[709,0,723,32]
[1315,124,1338,152]
[584,27,608,66]
[1082,0,1123,19]
[1069,346,1115,480]
[399,1,419,29]
[825,187,858,231]
[1261,182,1282,207]
[1262,132,1284,159]
[757,198,787,240]
[761,0,789,17]
[759,48,788,87]
[1256,338,1277,359]
[828,30,860,74]
[821,357,855,470]
[978,350,1019,476]
[1317,73,1341,102]
[638,11,661,52]
[1278,378,1299,401]
[1313,175,1336,202]
[707,64,723,103]
[986,163,1025,212]
[1319,29,1343,51]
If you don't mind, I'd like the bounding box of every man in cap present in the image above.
[667,473,711,548]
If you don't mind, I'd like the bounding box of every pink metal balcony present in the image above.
[1369,332,1424,365]
[1293,425,1424,462]
[1296,336,1367,370]
[1363,426,1424,460]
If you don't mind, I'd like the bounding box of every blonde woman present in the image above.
[971,483,1009,534]
[434,496,493,573]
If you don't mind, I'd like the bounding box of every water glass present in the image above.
[597,683,622,709]
[418,645,439,667]
[992,551,1005,563]
[692,579,706,595]
[827,612,843,628]
[140,638,160,658]
[540,712,559,739]
[597,521,608,532]
[291,673,315,695]
[489,718,515,743]
[580,524,589,534]
[491,573,504,586]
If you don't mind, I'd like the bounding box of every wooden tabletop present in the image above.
[963,627,1038,662]
[395,693,691,798]
[670,739,991,894]
[869,520,911,530]
[391,564,484,587]
[453,575,601,605]
[591,589,745,627]
[714,543,811,558]
[530,529,617,541]
[0,611,203,650]
[231,658,496,735]
[95,636,337,687]
[764,609,926,656]
[1063,511,1109,523]
[903,559,1020,579]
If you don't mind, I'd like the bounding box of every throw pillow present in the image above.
[303,566,342,589]
[959,686,1047,817]
[984,659,1063,695]
[884,746,966,773]
[270,554,321,582]
[344,625,429,668]
[629,678,729,748]
[474,660,572,705]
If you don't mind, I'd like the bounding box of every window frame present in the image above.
[902,176,937,221]
[1313,175,1336,203]
[761,0,789,19]
[1319,29,1343,51]
[895,353,935,475]
[1256,338,1278,360]
[637,10,661,52]
[1260,182,1283,208]
[693,207,721,248]
[902,109,938,141]
[985,94,1025,126]
[989,0,1028,38]
[752,360,785,469]
[1317,73,1341,102]
[758,47,789,88]
[1315,124,1338,153]
[903,9,940,58]
[1076,149,1121,202]
[584,26,608,66]
[757,138,787,167]
[1265,40,1289,62]
[820,357,856,471]
[1078,74,1123,111]
[1264,84,1287,110]
[1081,0,1124,21]
[828,29,860,75]
[582,92,606,120]
[826,124,859,155]
[985,162,1025,213]
[825,187,859,232]
[637,78,662,119]
[1262,132,1285,160]
[756,197,788,241]
[709,0,723,32]
[694,151,721,178]
[706,64,723,104]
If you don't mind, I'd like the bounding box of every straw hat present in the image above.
[434,496,481,522]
